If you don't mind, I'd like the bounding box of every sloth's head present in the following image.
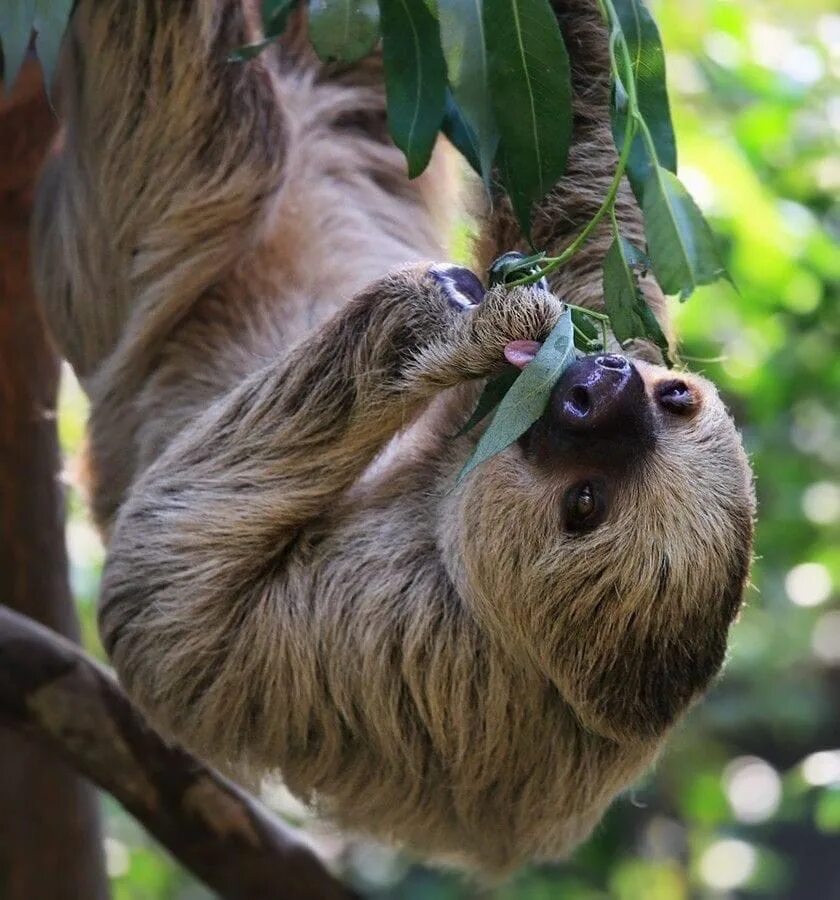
[454,354,755,743]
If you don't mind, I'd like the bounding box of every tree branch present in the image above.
[0,56,109,900]
[0,605,358,900]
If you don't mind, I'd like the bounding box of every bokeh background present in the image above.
[58,0,839,896]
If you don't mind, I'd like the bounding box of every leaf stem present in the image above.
[568,302,610,352]
[564,302,609,322]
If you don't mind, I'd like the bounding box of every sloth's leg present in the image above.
[99,266,562,757]
[475,0,669,349]
[33,0,289,527]
[33,0,287,378]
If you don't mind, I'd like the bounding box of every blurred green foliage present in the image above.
[58,0,838,895]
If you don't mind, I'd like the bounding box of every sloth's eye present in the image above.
[657,379,696,416]
[564,481,605,533]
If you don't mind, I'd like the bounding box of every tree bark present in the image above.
[0,606,358,900]
[0,59,110,900]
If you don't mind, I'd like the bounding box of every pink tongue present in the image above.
[504,340,542,370]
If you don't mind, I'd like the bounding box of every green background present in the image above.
[58,0,839,895]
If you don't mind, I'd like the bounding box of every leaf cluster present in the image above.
[234,0,729,358]
[0,0,735,479]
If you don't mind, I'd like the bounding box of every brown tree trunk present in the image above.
[0,60,110,900]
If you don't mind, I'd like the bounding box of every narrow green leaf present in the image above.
[0,0,35,93]
[642,166,726,300]
[33,0,72,94]
[441,90,482,176]
[613,0,677,203]
[263,0,298,32]
[308,0,379,63]
[609,0,676,203]
[438,0,498,185]
[380,0,447,178]
[483,0,572,235]
[603,232,668,355]
[459,307,575,481]
[457,366,520,436]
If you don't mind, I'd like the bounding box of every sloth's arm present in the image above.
[99,269,562,752]
[33,0,285,377]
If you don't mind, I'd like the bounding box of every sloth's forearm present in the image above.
[99,272,455,652]
[113,308,413,541]
[94,268,489,757]
[36,0,293,525]
[97,272,562,748]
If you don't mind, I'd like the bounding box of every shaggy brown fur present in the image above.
[33,0,755,873]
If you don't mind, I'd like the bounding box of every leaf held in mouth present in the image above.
[458,305,575,482]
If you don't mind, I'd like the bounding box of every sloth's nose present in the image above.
[549,355,646,436]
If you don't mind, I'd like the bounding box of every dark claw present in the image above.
[430,265,486,309]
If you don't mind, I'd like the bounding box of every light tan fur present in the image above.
[33,0,755,873]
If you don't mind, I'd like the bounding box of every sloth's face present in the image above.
[458,355,755,743]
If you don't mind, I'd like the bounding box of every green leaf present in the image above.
[457,366,520,436]
[308,0,379,63]
[0,0,35,93]
[571,308,605,352]
[380,0,447,178]
[483,0,572,235]
[608,0,676,203]
[459,306,574,481]
[441,90,482,176]
[437,0,498,186]
[642,166,726,300]
[33,0,72,94]
[603,231,669,355]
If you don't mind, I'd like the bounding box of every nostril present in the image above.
[596,354,628,371]
[566,386,591,417]
[657,379,696,415]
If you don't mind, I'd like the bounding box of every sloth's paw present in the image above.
[450,282,564,379]
[408,265,564,386]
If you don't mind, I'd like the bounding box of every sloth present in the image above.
[34,0,755,873]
